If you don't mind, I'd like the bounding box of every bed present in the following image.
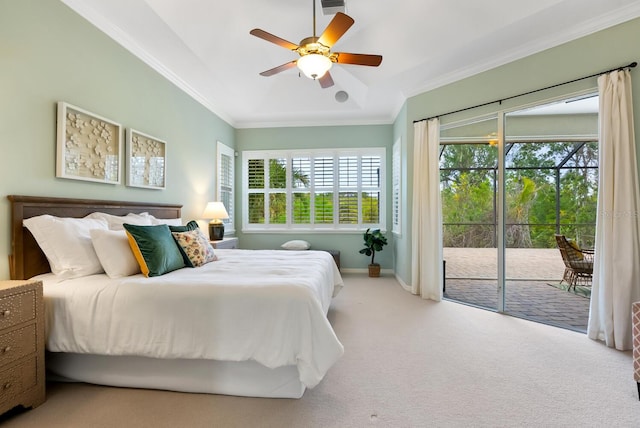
[8,195,344,398]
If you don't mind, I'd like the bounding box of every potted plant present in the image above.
[359,228,388,277]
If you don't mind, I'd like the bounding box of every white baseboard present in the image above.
[340,268,394,275]
[394,273,412,292]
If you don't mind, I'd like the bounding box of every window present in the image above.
[392,137,401,235]
[217,141,235,234]
[242,148,386,231]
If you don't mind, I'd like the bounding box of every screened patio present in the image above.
[442,247,590,332]
[439,113,598,333]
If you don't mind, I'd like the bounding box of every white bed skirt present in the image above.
[46,352,306,399]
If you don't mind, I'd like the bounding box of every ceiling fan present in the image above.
[249,0,382,88]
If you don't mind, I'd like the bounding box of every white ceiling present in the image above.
[61,0,640,128]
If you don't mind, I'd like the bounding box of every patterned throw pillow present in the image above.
[172,229,216,267]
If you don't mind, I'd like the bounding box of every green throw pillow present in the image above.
[169,220,199,233]
[123,224,185,277]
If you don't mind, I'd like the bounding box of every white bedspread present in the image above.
[38,249,344,388]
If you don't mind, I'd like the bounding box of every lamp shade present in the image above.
[202,202,229,223]
[297,54,332,80]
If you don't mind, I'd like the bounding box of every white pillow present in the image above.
[90,229,141,278]
[85,212,152,230]
[281,240,311,250]
[149,215,183,226]
[23,215,108,279]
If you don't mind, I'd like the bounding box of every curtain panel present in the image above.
[587,69,640,350]
[411,118,443,300]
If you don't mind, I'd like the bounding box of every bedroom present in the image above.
[1,0,640,426]
[2,0,640,283]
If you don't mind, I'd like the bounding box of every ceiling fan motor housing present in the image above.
[298,37,332,59]
[321,0,346,15]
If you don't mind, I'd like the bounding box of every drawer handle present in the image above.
[0,310,10,317]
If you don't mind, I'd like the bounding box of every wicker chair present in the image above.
[554,234,594,290]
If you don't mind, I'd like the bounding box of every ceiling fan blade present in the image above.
[259,61,298,77]
[318,71,334,88]
[317,12,354,48]
[250,29,299,51]
[335,52,383,67]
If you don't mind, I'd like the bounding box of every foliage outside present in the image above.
[248,158,381,226]
[440,141,598,249]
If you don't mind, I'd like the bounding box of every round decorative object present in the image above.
[335,90,349,103]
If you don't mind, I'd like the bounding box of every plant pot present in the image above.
[368,263,381,277]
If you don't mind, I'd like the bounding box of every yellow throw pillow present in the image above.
[567,239,584,260]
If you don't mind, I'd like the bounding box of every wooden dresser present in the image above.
[0,280,45,415]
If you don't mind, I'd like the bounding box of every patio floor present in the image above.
[442,248,590,332]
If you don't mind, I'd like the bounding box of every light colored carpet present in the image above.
[2,274,638,427]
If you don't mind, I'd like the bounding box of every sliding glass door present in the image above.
[441,94,598,331]
[503,96,597,331]
[440,115,501,311]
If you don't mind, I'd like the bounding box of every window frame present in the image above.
[216,141,235,235]
[242,147,386,232]
[392,137,402,235]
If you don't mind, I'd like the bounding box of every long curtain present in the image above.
[411,118,443,300]
[587,69,640,350]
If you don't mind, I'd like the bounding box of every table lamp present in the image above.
[202,201,229,240]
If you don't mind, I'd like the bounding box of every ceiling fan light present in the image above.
[297,54,332,80]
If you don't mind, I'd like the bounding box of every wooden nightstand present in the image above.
[0,280,45,415]
[210,237,239,249]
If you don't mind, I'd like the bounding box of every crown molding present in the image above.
[406,4,640,99]
[60,0,236,127]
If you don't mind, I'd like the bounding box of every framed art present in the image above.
[56,102,122,184]
[126,129,166,189]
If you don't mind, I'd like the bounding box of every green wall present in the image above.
[236,125,394,270]
[0,0,235,279]
[395,16,640,286]
[3,1,639,282]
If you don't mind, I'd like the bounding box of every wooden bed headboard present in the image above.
[8,195,182,280]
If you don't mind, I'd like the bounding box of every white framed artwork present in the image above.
[126,129,166,189]
[56,102,122,184]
